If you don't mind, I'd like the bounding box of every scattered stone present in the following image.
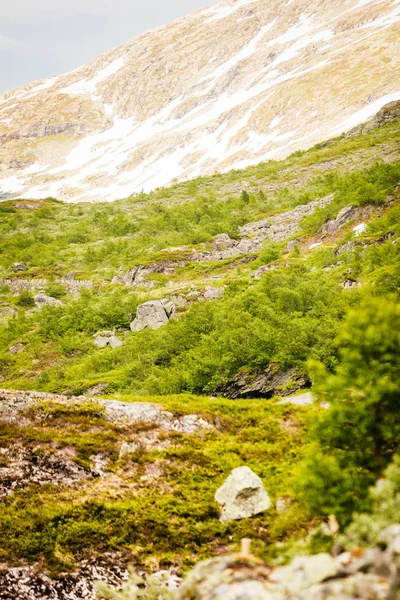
[203,286,225,300]
[335,241,356,255]
[130,299,175,332]
[0,389,213,435]
[254,264,279,279]
[85,382,109,396]
[33,293,63,309]
[0,375,4,383]
[119,441,139,459]
[177,523,400,599]
[342,278,359,289]
[93,331,123,349]
[271,553,339,587]
[8,343,25,355]
[11,262,28,272]
[276,496,292,514]
[215,466,272,522]
[0,444,91,497]
[212,234,236,251]
[322,206,360,235]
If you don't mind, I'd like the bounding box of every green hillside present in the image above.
[0,107,399,577]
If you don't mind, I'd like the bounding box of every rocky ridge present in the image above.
[0,0,399,202]
[177,525,400,600]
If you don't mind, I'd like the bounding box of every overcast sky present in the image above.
[0,0,220,94]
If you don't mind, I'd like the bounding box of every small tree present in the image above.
[297,298,400,522]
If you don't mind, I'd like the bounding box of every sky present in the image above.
[0,0,220,94]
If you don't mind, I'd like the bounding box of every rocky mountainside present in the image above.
[0,0,399,203]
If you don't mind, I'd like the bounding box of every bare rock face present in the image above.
[0,1,399,202]
[215,466,272,522]
[322,206,360,234]
[216,366,309,399]
[130,299,175,332]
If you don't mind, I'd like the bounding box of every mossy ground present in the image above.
[0,394,322,574]
[0,116,399,576]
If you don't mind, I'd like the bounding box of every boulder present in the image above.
[322,206,360,235]
[130,299,174,332]
[215,466,272,522]
[203,286,225,300]
[286,239,301,253]
[11,262,28,272]
[93,331,123,349]
[8,343,25,355]
[212,234,236,251]
[119,441,139,459]
[33,293,63,309]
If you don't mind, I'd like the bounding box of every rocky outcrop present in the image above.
[216,366,309,399]
[11,262,28,272]
[33,293,63,309]
[0,553,128,600]
[0,444,91,497]
[0,277,92,296]
[130,299,175,332]
[0,389,213,434]
[215,466,272,522]
[322,206,360,234]
[177,524,400,600]
[93,331,123,349]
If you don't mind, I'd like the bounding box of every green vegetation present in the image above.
[0,113,399,577]
[297,298,400,522]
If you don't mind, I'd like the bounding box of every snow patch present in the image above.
[354,223,367,236]
[60,58,125,97]
[332,91,400,133]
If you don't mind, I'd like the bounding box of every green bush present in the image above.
[16,291,35,307]
[297,298,400,523]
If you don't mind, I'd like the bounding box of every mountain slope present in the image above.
[0,0,399,203]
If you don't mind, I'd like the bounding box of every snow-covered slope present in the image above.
[1,0,399,202]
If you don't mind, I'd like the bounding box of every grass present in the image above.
[0,394,321,573]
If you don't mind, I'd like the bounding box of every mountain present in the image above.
[0,0,399,203]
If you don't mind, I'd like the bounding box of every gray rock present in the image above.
[11,262,28,272]
[278,392,315,406]
[86,382,109,396]
[33,293,63,309]
[119,441,140,459]
[213,234,236,251]
[130,299,174,332]
[8,343,25,355]
[254,264,279,279]
[276,496,292,514]
[93,331,123,349]
[322,206,360,235]
[271,553,338,589]
[0,375,5,383]
[203,286,225,300]
[286,239,301,253]
[215,466,272,522]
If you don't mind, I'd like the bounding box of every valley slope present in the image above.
[0,0,400,202]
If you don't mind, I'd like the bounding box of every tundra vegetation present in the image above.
[0,114,399,587]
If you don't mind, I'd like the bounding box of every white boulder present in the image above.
[215,466,272,522]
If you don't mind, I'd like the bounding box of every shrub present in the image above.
[16,291,35,307]
[297,298,400,523]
